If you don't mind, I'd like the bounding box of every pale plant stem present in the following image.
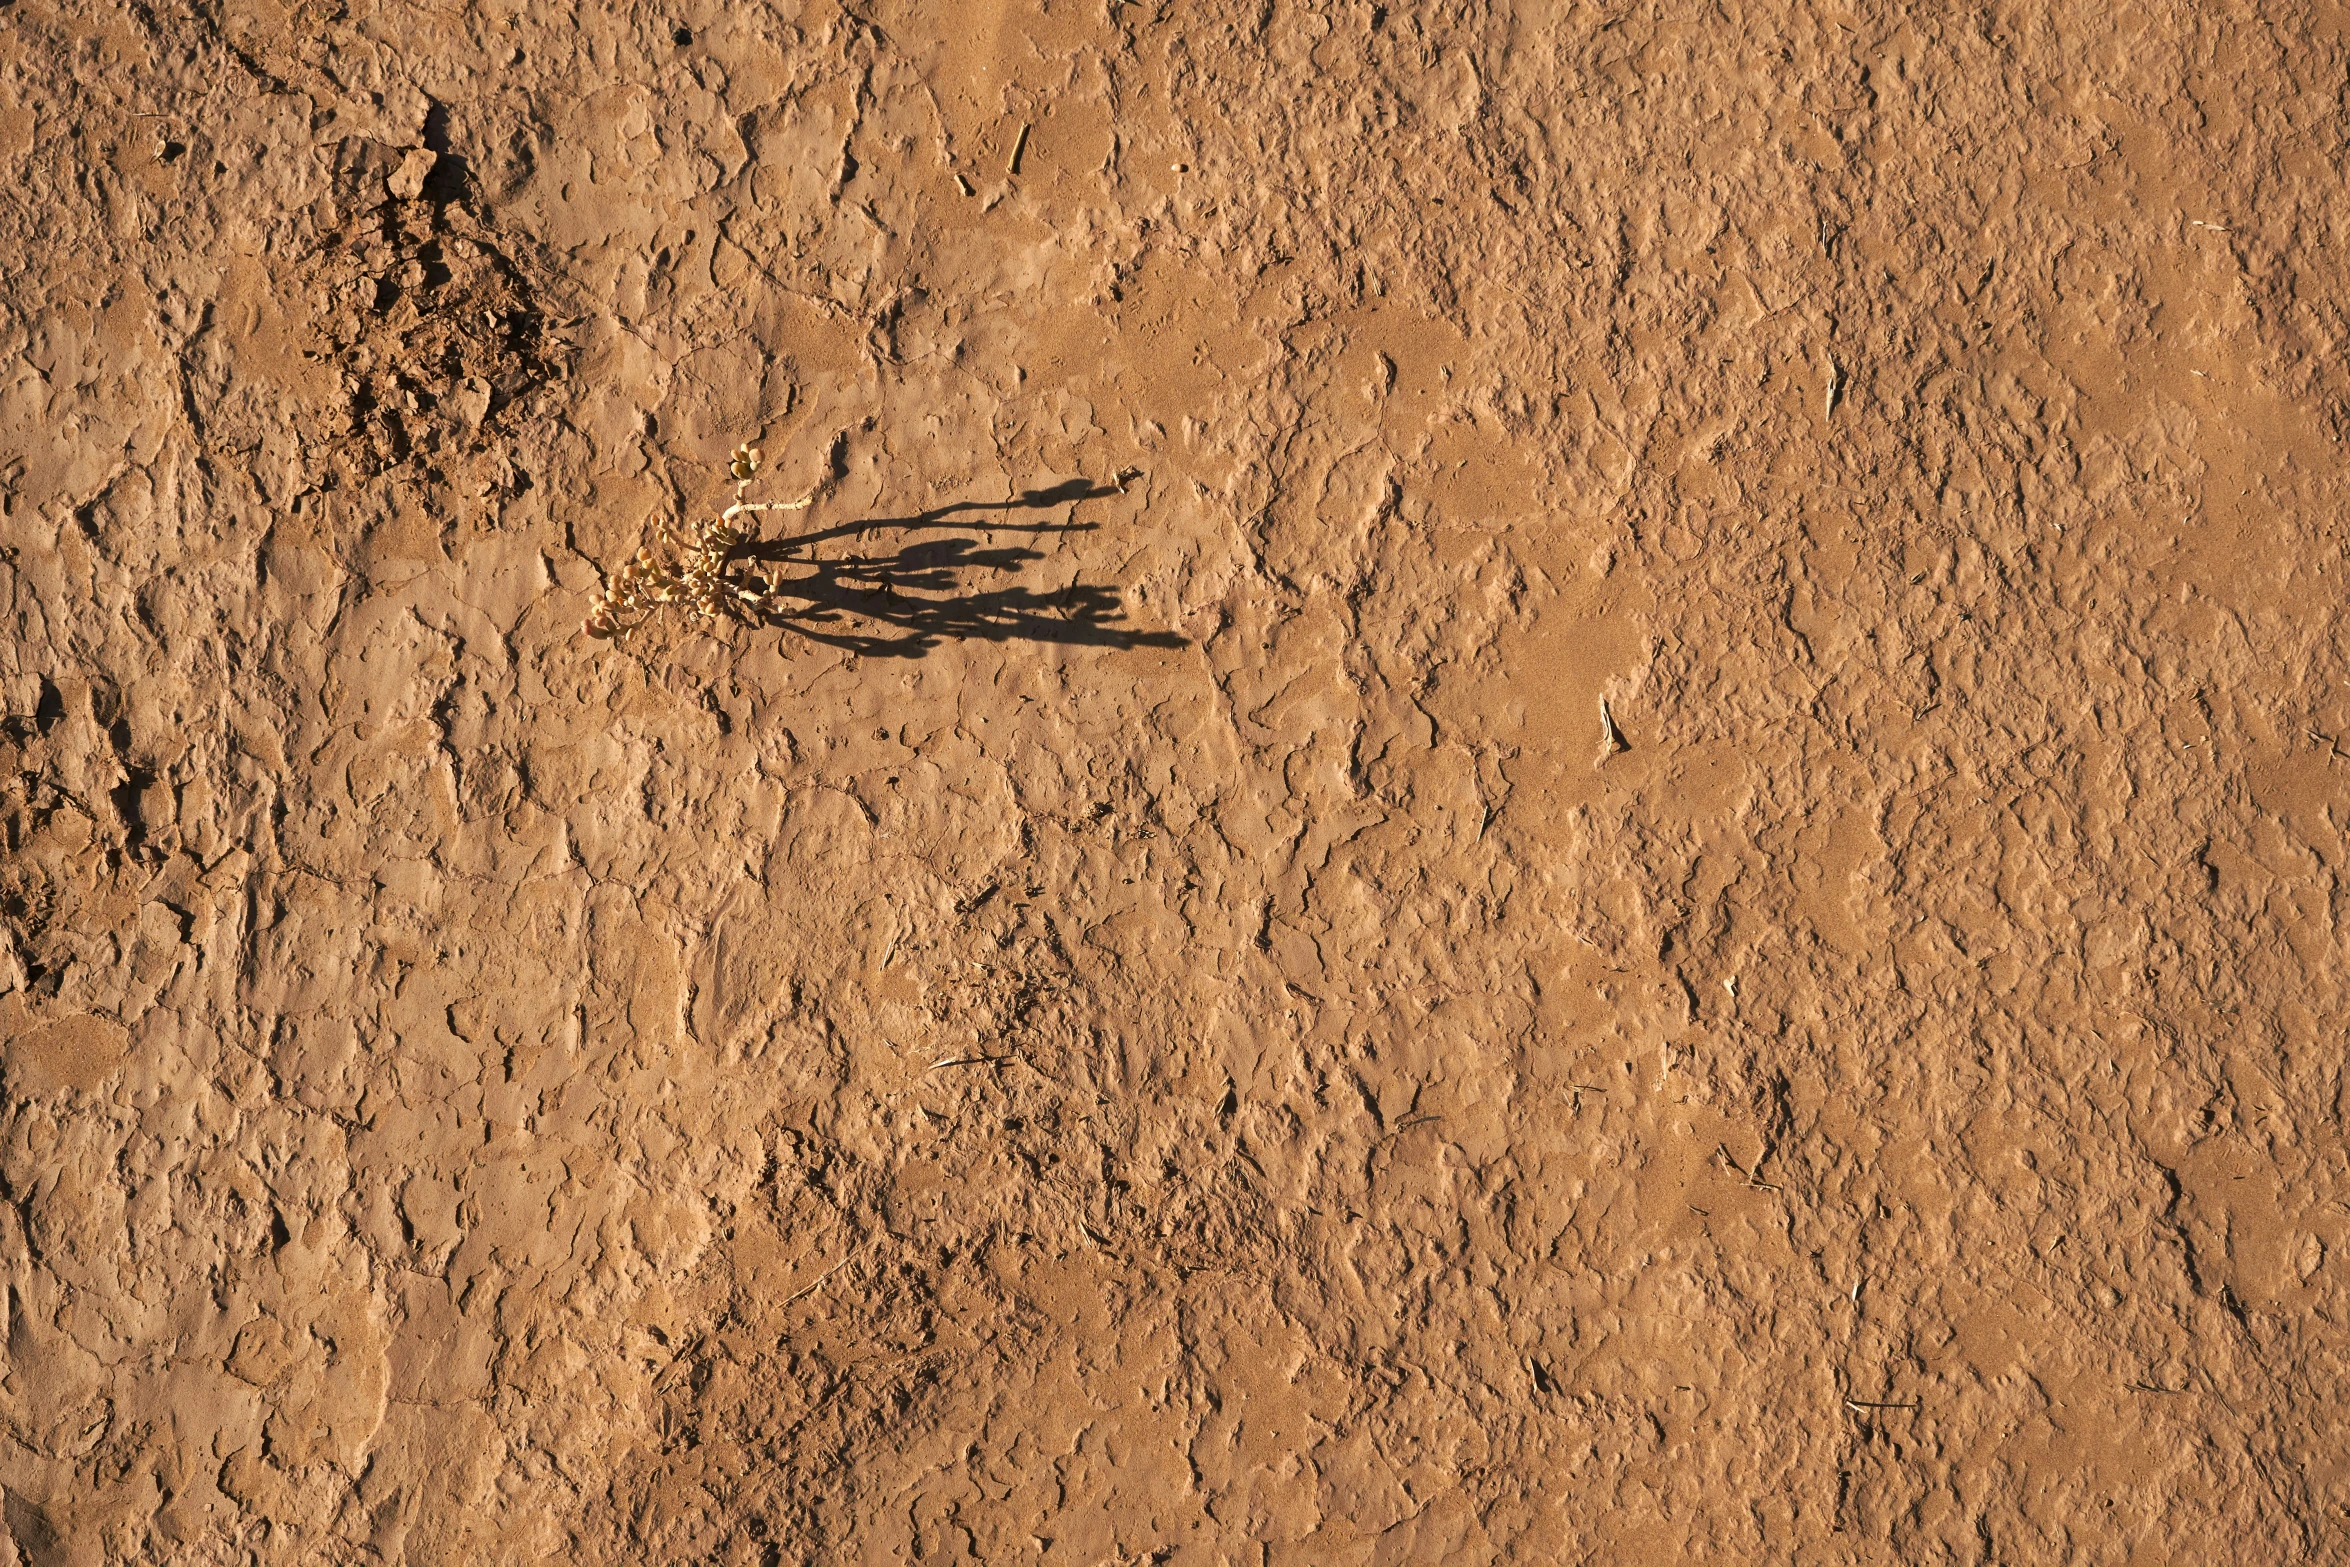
[723,493,817,523]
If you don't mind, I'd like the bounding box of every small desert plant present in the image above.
[582,443,816,640]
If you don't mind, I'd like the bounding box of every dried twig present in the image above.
[783,1253,851,1306]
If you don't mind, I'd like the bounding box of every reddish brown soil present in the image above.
[4,3,2348,1562]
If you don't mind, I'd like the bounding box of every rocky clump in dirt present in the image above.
[297,139,566,496]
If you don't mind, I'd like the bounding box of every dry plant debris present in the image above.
[582,443,817,641]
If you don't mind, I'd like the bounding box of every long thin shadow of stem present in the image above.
[737,481,1184,659]
[789,479,1124,549]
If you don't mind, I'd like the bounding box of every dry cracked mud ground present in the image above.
[3,2,2349,1563]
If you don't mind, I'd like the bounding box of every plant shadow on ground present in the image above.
[737,479,1187,658]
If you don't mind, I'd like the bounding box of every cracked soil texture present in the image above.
[4,1,2350,1563]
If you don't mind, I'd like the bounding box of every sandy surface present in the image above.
[4,2,2348,1562]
